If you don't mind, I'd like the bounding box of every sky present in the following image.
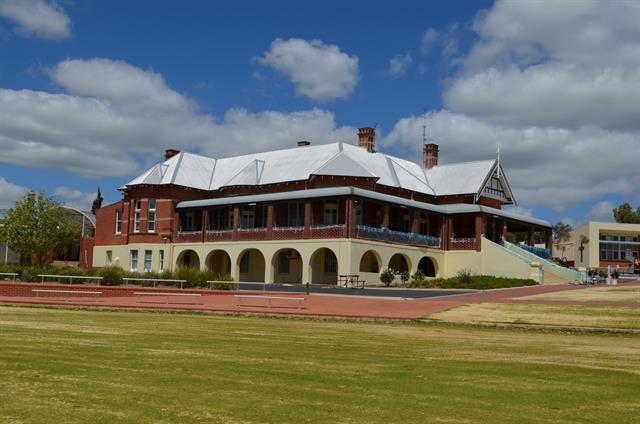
[0,0,639,227]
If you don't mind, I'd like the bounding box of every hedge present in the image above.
[0,263,234,289]
[409,274,536,290]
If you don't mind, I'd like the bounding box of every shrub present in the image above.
[407,274,536,290]
[399,270,410,287]
[174,266,200,288]
[380,268,396,287]
[18,267,41,283]
[99,266,125,286]
[455,269,474,286]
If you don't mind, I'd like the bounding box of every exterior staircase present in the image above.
[502,240,584,283]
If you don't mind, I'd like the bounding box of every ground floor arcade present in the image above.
[93,236,543,285]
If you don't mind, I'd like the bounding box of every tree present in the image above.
[552,222,572,258]
[612,202,640,224]
[0,192,81,266]
[578,234,589,263]
[91,187,104,215]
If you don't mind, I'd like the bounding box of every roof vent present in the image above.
[165,149,180,160]
[297,140,311,147]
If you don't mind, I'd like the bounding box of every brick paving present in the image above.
[0,281,637,320]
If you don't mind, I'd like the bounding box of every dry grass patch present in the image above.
[516,285,640,303]
[430,302,640,330]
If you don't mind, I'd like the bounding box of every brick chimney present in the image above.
[297,140,311,147]
[423,143,439,169]
[358,127,375,153]
[165,149,180,160]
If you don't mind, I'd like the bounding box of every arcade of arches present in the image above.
[175,246,440,284]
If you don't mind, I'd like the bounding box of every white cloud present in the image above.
[0,58,357,178]
[255,38,359,101]
[420,28,438,56]
[381,111,640,210]
[53,186,96,211]
[0,177,28,209]
[0,0,70,40]
[504,205,532,217]
[383,0,640,212]
[202,108,356,157]
[446,0,640,131]
[388,52,412,78]
[583,201,615,223]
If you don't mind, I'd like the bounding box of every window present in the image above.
[419,212,428,235]
[241,207,255,228]
[106,250,112,266]
[147,199,156,232]
[134,200,141,232]
[144,250,152,272]
[240,252,250,273]
[324,201,338,225]
[159,249,165,271]
[210,207,231,231]
[115,209,122,234]
[403,209,410,232]
[181,212,195,231]
[130,250,138,272]
[355,203,362,225]
[287,202,304,227]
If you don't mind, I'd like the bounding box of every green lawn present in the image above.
[1,306,639,423]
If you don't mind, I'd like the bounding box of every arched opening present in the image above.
[272,249,303,283]
[388,253,410,273]
[177,250,200,270]
[417,256,437,277]
[206,250,232,278]
[237,249,265,282]
[310,248,338,285]
[359,250,380,273]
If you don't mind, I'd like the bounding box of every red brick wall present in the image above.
[78,237,95,269]
[0,282,238,297]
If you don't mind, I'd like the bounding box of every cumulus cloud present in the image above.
[202,108,355,157]
[583,200,615,223]
[383,0,640,212]
[0,0,70,40]
[382,111,640,210]
[0,177,29,209]
[388,52,412,78]
[0,58,357,177]
[53,186,96,211]
[255,38,359,101]
[446,0,640,131]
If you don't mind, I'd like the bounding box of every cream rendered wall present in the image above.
[480,238,539,281]
[93,236,542,284]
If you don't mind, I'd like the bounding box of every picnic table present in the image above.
[338,275,364,289]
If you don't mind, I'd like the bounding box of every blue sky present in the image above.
[0,0,639,227]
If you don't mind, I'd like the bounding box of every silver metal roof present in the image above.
[126,142,511,201]
[177,187,549,228]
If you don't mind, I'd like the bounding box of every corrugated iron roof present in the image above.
[124,142,507,200]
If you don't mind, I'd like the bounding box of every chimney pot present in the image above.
[165,149,180,160]
[424,143,439,169]
[358,127,376,153]
[297,140,311,147]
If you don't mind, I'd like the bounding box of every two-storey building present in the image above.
[90,128,554,284]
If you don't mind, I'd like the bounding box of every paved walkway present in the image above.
[0,281,637,320]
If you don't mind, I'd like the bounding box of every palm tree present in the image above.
[578,235,589,263]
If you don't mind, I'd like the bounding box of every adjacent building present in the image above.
[555,221,640,269]
[89,128,560,284]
